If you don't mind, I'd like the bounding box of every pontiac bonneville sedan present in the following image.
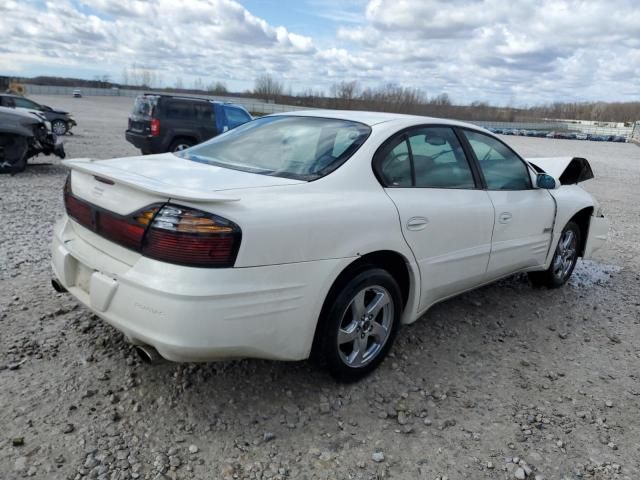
[51,111,608,380]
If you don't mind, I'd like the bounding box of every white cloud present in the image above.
[0,0,639,103]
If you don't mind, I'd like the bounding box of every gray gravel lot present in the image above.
[1,95,639,480]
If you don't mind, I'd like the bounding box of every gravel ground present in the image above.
[1,96,639,480]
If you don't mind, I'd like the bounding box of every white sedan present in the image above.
[51,111,608,381]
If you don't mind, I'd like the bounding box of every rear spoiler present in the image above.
[63,158,240,203]
[526,157,594,185]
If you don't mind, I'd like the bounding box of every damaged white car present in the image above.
[51,111,608,380]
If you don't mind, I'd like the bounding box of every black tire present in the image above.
[0,135,28,174]
[313,268,402,382]
[168,138,195,152]
[51,120,68,136]
[529,221,581,288]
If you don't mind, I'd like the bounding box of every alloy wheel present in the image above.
[52,121,67,136]
[337,285,394,368]
[552,229,577,280]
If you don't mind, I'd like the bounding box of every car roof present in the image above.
[269,109,481,129]
[140,93,245,108]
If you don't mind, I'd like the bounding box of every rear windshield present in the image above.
[176,116,371,180]
[131,96,157,118]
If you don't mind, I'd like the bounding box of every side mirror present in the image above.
[536,173,558,189]
[41,105,52,111]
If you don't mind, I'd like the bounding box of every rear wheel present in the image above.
[314,268,402,382]
[51,120,68,136]
[529,221,580,288]
[169,138,195,152]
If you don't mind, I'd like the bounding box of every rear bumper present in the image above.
[51,216,349,362]
[125,130,161,153]
[583,214,609,258]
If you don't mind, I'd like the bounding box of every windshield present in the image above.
[176,115,371,180]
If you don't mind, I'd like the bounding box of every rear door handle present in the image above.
[407,217,429,231]
[499,212,513,224]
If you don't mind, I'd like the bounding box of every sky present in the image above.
[1,0,640,106]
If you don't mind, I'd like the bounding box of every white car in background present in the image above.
[51,111,608,381]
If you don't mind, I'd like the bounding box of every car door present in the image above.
[461,129,555,278]
[194,102,217,141]
[223,106,252,129]
[376,126,495,311]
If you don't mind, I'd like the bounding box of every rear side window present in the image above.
[224,106,251,127]
[408,127,474,188]
[376,126,475,189]
[166,101,194,120]
[464,130,531,190]
[194,103,214,121]
[378,137,412,187]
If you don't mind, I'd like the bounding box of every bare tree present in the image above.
[207,81,228,94]
[330,80,360,108]
[253,74,283,101]
[430,92,452,106]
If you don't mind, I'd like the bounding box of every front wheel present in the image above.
[314,268,402,382]
[51,120,68,136]
[0,134,28,174]
[529,221,581,288]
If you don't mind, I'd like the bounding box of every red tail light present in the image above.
[141,205,241,268]
[150,118,160,136]
[97,206,160,251]
[64,177,93,227]
[63,176,241,268]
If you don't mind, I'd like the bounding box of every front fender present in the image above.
[545,185,598,266]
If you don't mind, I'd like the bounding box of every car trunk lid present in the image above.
[63,155,304,257]
[65,154,303,204]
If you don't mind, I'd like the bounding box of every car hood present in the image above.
[526,156,594,185]
[64,153,305,203]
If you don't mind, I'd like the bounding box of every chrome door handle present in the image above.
[499,212,512,224]
[407,217,429,231]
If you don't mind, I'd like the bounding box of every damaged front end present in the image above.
[0,107,65,174]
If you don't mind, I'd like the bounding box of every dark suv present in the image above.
[0,94,77,135]
[125,94,252,154]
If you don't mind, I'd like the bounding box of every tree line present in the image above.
[10,72,640,123]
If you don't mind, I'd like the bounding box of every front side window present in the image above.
[177,116,371,180]
[464,130,531,190]
[14,97,39,109]
[224,107,251,127]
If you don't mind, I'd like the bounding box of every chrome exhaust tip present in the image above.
[134,345,162,364]
[51,278,67,293]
